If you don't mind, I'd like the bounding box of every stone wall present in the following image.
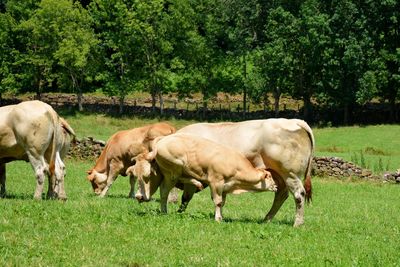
[67,137,400,183]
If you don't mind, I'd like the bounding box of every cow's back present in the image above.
[9,101,55,154]
[178,119,314,178]
[0,101,57,161]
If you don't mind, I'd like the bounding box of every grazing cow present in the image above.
[132,133,277,222]
[0,100,75,199]
[86,122,175,198]
[142,119,314,227]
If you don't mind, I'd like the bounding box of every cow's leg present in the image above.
[128,175,136,198]
[178,184,197,213]
[54,153,67,200]
[99,159,122,197]
[284,174,306,227]
[27,155,48,200]
[159,176,176,214]
[0,163,6,198]
[47,152,67,200]
[264,170,289,223]
[210,181,224,222]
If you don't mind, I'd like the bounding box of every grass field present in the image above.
[1,115,400,266]
[1,161,400,266]
[314,125,400,173]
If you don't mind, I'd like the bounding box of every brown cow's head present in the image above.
[86,169,108,195]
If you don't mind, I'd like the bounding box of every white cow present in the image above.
[0,100,75,199]
[175,119,315,226]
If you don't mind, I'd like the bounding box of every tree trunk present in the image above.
[159,91,164,115]
[263,94,269,113]
[77,88,83,112]
[202,99,207,120]
[119,95,125,114]
[273,91,280,118]
[151,89,157,113]
[303,95,313,122]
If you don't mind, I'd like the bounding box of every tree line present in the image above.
[0,0,399,124]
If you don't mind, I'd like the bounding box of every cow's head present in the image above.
[259,169,277,192]
[126,154,153,202]
[126,153,162,202]
[86,169,108,195]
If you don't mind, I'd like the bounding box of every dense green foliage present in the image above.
[1,0,399,122]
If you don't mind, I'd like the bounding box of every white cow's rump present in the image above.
[0,100,75,199]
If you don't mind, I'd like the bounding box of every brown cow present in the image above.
[131,133,277,222]
[86,122,175,198]
[0,100,75,199]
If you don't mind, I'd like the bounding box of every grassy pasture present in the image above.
[314,124,400,173]
[1,115,400,266]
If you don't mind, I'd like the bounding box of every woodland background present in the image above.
[0,0,399,125]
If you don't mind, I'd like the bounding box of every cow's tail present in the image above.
[145,136,164,161]
[296,120,315,203]
[46,109,61,191]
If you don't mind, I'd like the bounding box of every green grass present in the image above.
[1,160,400,266]
[1,115,399,266]
[314,125,400,173]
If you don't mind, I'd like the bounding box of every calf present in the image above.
[135,133,276,222]
[86,122,175,197]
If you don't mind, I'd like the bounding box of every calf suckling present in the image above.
[131,133,277,222]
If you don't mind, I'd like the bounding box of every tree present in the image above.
[255,6,298,117]
[217,0,262,118]
[0,11,14,99]
[89,0,143,114]
[132,0,173,114]
[363,0,400,121]
[291,0,331,122]
[325,0,373,124]
[52,1,98,111]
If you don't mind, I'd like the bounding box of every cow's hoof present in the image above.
[58,195,67,201]
[293,219,304,227]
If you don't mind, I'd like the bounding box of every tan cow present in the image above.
[130,133,277,222]
[86,122,175,198]
[0,100,75,199]
[141,119,314,227]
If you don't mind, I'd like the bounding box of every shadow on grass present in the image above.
[221,216,293,226]
[1,192,33,200]
[0,192,67,201]
[129,207,294,226]
[106,194,132,199]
